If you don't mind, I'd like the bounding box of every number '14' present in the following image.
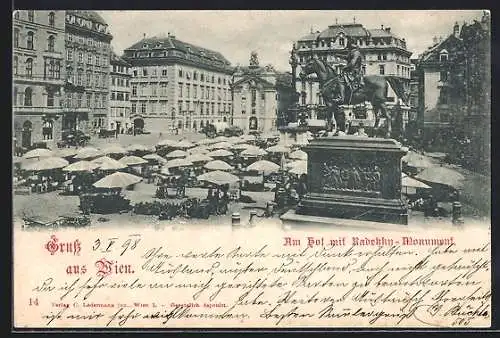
[29,298,39,306]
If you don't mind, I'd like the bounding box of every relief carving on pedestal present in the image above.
[320,159,382,193]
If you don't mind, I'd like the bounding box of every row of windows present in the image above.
[132,67,230,86]
[111,77,129,87]
[178,83,229,101]
[66,33,109,49]
[64,92,107,109]
[14,11,56,27]
[13,56,62,80]
[131,101,168,114]
[109,107,130,118]
[66,49,108,66]
[133,67,168,77]
[110,91,130,101]
[13,29,58,52]
[112,65,129,73]
[13,87,56,107]
[131,83,168,97]
[66,68,108,88]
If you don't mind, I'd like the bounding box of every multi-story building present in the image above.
[63,10,112,135]
[122,33,234,133]
[232,52,294,133]
[108,52,132,134]
[13,10,65,148]
[293,22,412,121]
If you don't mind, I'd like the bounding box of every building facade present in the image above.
[293,22,412,127]
[108,52,132,133]
[122,33,233,133]
[13,10,66,148]
[232,52,294,133]
[63,10,112,135]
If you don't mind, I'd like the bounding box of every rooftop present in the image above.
[67,10,107,26]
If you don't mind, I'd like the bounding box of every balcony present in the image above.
[13,106,64,115]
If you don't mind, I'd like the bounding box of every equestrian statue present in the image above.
[300,38,404,138]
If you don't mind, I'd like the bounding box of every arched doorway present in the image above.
[193,120,197,131]
[223,116,227,122]
[249,117,258,131]
[133,118,144,131]
[22,120,32,148]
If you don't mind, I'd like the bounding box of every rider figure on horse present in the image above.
[342,39,364,95]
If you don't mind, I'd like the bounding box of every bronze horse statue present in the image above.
[300,56,397,138]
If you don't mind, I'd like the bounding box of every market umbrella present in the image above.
[289,161,308,175]
[165,150,188,159]
[157,139,178,147]
[174,140,195,149]
[143,154,165,162]
[240,134,256,142]
[197,138,217,146]
[231,143,252,150]
[402,173,431,189]
[415,166,465,188]
[227,136,242,144]
[164,158,193,169]
[23,148,54,159]
[289,149,308,160]
[185,154,213,164]
[74,147,102,159]
[63,160,99,172]
[287,160,307,169]
[266,145,290,153]
[402,151,435,169]
[188,146,209,155]
[197,170,240,186]
[93,172,142,188]
[119,155,149,166]
[102,144,127,155]
[207,149,233,158]
[127,144,150,152]
[213,136,230,143]
[55,148,77,158]
[22,156,69,171]
[204,160,234,171]
[246,160,280,175]
[92,156,127,170]
[208,141,232,150]
[241,147,267,157]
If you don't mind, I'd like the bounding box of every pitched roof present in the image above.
[319,24,370,39]
[110,52,131,67]
[67,10,107,25]
[232,75,275,89]
[298,31,321,41]
[369,28,396,38]
[125,36,231,65]
[419,34,463,62]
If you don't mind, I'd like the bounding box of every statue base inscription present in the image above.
[296,136,408,225]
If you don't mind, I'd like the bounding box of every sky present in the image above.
[99,10,486,72]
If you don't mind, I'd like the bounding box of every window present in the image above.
[193,85,197,98]
[379,65,385,75]
[440,52,448,62]
[14,11,19,19]
[47,91,54,106]
[160,83,167,96]
[95,73,100,87]
[200,73,204,81]
[13,56,18,75]
[178,83,183,97]
[133,70,137,77]
[14,28,19,48]
[440,71,448,82]
[132,84,137,96]
[87,53,92,64]
[111,92,116,100]
[47,60,55,78]
[25,58,33,77]
[142,68,148,76]
[152,84,157,96]
[131,102,137,113]
[141,102,146,113]
[382,53,387,61]
[24,87,32,106]
[95,94,100,108]
[27,10,34,22]
[211,76,215,83]
[13,87,18,105]
[67,49,73,61]
[86,72,92,86]
[86,93,91,107]
[339,37,345,46]
[261,92,265,101]
[78,51,84,63]
[152,68,157,76]
[77,93,82,107]
[193,71,197,80]
[95,55,100,66]
[27,31,34,50]
[48,12,55,26]
[47,35,55,52]
[178,69,183,77]
[162,68,167,76]
[101,95,106,108]
[186,84,190,98]
[125,93,129,101]
[111,77,115,85]
[377,53,381,61]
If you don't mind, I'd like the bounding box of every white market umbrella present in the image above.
[188,146,209,155]
[164,158,193,168]
[197,170,240,186]
[74,147,102,159]
[266,144,290,153]
[185,154,213,164]
[247,160,280,175]
[143,154,165,162]
[93,172,142,188]
[22,156,68,171]
[157,139,178,147]
[165,150,188,159]
[204,160,234,171]
[213,136,230,143]
[23,148,54,159]
[102,144,127,155]
[63,160,99,172]
[55,148,77,158]
[289,161,308,175]
[241,147,267,157]
[174,140,195,149]
[415,166,465,188]
[207,149,233,158]
[119,155,149,166]
[287,160,307,169]
[402,173,431,189]
[127,144,151,152]
[92,156,127,170]
[402,151,435,169]
[208,141,232,150]
[197,138,217,146]
[289,149,307,160]
[231,143,252,150]
[240,134,256,142]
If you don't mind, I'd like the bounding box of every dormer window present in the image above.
[143,44,148,48]
[155,43,161,48]
[439,49,449,62]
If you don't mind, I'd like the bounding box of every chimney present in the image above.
[143,33,146,39]
[385,27,391,33]
[453,21,460,38]
[381,24,384,30]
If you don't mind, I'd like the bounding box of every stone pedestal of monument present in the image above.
[290,136,408,225]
